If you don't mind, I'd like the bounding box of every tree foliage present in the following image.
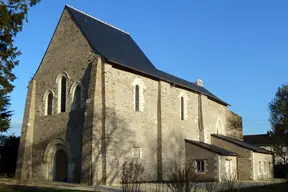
[0,0,40,131]
[0,134,20,176]
[269,84,288,176]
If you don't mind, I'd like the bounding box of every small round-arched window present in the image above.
[47,93,53,115]
[135,85,140,111]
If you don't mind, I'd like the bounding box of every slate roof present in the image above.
[185,139,237,156]
[65,5,228,106]
[243,134,278,146]
[211,134,273,154]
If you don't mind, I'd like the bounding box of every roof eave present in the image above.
[107,59,229,106]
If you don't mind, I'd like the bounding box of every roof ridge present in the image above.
[65,4,129,35]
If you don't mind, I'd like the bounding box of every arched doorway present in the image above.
[43,139,73,182]
[54,150,68,182]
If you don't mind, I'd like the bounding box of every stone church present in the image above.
[16,5,274,185]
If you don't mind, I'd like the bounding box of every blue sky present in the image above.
[6,0,288,136]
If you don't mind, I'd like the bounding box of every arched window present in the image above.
[74,85,81,110]
[43,90,55,116]
[47,93,53,115]
[55,72,70,113]
[178,92,188,120]
[181,96,184,120]
[132,78,146,112]
[61,77,66,112]
[216,118,225,135]
[135,85,140,111]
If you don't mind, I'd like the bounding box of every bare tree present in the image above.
[121,160,144,192]
[220,170,242,192]
[204,180,218,192]
[166,160,200,192]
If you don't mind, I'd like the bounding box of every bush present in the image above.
[121,160,144,192]
[166,160,200,192]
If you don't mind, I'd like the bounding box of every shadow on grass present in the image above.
[0,184,86,192]
[225,182,288,192]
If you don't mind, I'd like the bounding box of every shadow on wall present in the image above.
[17,57,185,185]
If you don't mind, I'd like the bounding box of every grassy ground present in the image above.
[0,184,84,192]
[231,182,288,192]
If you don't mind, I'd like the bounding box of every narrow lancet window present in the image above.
[181,96,184,120]
[135,85,140,111]
[47,93,53,115]
[61,77,66,112]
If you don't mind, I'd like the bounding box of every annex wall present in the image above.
[253,152,273,180]
[185,141,217,181]
[211,136,253,180]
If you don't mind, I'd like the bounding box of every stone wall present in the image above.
[253,152,273,180]
[211,136,253,180]
[226,110,243,140]
[202,97,227,143]
[160,84,200,179]
[22,9,96,183]
[103,65,159,184]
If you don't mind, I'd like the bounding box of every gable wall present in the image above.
[30,9,95,182]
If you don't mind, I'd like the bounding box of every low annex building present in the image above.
[16,5,273,185]
[212,134,274,180]
[185,139,237,181]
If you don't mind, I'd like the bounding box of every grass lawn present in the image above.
[0,184,85,192]
[234,182,288,192]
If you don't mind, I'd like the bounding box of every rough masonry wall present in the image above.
[226,110,243,140]
[253,152,273,180]
[185,142,217,181]
[211,136,253,180]
[16,80,36,179]
[103,64,232,183]
[104,66,159,183]
[160,84,200,179]
[202,96,228,143]
[31,9,95,182]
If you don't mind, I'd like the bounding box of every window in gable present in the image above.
[47,93,53,115]
[61,77,66,112]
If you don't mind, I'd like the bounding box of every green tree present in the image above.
[269,84,288,177]
[0,134,20,176]
[0,0,40,131]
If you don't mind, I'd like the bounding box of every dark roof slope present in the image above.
[244,134,278,146]
[211,134,273,154]
[185,139,237,156]
[65,5,228,106]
